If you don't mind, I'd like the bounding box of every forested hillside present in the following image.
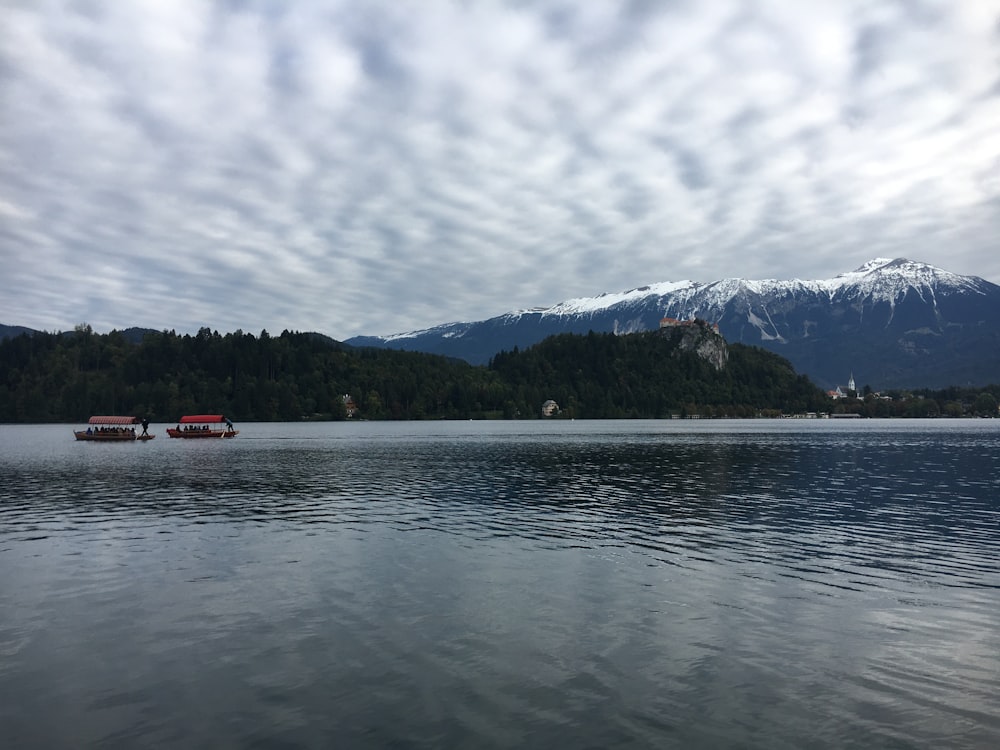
[2,325,993,422]
[0,326,514,422]
[490,331,828,418]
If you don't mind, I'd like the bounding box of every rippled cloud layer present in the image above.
[2,1,998,338]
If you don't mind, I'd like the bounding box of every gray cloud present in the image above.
[1,0,999,339]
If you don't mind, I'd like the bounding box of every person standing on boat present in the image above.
[141,418,150,436]
[224,416,234,433]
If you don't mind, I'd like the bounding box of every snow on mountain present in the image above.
[370,258,988,343]
[811,258,985,300]
[381,321,473,343]
[535,280,698,317]
[345,258,1000,388]
[505,258,989,326]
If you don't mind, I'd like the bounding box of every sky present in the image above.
[2,0,999,340]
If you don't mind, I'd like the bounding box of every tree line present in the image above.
[488,330,829,418]
[831,384,1000,418]
[0,325,507,423]
[0,325,994,422]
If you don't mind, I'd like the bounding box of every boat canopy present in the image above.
[178,414,228,424]
[88,416,140,425]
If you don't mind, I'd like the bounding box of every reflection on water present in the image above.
[1,420,999,748]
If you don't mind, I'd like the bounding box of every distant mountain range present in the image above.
[0,325,39,341]
[345,258,1000,389]
[0,325,158,345]
[4,258,998,389]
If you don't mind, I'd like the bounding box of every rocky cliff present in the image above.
[659,320,729,370]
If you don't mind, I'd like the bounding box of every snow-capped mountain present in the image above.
[346,258,1000,389]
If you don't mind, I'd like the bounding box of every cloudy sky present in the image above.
[2,1,999,339]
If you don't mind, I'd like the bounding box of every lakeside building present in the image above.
[342,394,358,418]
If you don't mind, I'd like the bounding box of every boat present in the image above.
[166,414,238,438]
[74,416,155,441]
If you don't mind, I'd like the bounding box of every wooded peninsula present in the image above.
[1,325,996,422]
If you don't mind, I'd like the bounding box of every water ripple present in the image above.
[1,421,999,748]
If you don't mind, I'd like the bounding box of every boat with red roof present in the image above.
[166,414,238,438]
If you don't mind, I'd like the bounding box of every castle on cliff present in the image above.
[660,317,720,334]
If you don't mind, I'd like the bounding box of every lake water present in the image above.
[1,419,998,749]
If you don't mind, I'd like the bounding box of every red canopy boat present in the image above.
[74,416,154,441]
[166,415,238,439]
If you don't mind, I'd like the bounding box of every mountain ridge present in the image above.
[4,259,998,390]
[346,258,1000,389]
[368,258,991,340]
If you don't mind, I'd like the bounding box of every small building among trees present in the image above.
[342,394,358,418]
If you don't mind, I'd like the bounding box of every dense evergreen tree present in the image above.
[0,327,508,422]
[489,331,828,418]
[1,326,994,422]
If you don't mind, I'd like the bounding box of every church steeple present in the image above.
[848,372,856,392]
